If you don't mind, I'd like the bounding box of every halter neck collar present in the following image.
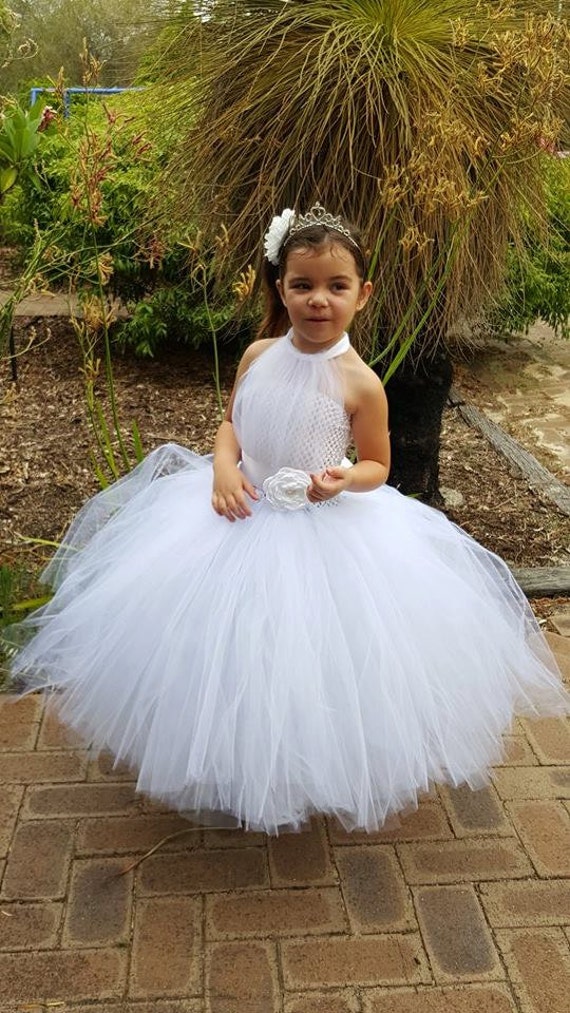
[285,329,350,360]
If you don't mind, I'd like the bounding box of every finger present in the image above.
[243,479,259,501]
[235,491,252,517]
[216,497,235,521]
[212,494,225,516]
[309,473,327,491]
[227,494,247,520]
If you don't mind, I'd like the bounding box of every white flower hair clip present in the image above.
[263,208,295,266]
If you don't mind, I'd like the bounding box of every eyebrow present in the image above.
[288,275,353,282]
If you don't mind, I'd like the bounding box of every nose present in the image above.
[308,289,328,306]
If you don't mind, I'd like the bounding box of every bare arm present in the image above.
[308,369,390,502]
[211,340,274,521]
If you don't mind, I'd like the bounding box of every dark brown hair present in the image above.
[257,221,367,339]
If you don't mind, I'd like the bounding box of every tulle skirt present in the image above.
[7,444,569,834]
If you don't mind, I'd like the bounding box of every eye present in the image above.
[332,283,349,291]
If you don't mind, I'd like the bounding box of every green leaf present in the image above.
[0,166,18,193]
[90,450,111,490]
[132,419,144,462]
[10,594,52,612]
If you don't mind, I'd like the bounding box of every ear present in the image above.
[356,280,373,311]
[275,278,287,307]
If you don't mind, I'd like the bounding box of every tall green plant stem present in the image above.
[198,263,224,420]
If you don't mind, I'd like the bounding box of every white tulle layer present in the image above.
[9,444,569,834]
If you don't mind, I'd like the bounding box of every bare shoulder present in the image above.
[240,337,277,368]
[342,349,387,414]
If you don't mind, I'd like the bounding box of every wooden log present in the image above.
[511,567,570,597]
[449,386,570,517]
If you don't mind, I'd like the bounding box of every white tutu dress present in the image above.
[8,330,569,833]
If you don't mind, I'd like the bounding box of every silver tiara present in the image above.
[289,203,359,249]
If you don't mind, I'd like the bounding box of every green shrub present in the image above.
[487,158,570,339]
[0,90,252,356]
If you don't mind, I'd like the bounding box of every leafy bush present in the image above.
[0,91,252,355]
[115,286,245,358]
[487,158,570,339]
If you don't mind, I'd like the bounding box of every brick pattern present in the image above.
[496,928,570,1013]
[0,634,568,1011]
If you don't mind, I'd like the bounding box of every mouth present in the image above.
[306,318,330,323]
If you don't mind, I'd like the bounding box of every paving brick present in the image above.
[414,885,502,982]
[268,819,336,886]
[480,879,570,926]
[0,749,88,783]
[77,812,202,855]
[36,705,84,750]
[130,895,202,998]
[203,827,267,848]
[493,765,570,801]
[439,784,512,837]
[546,646,570,686]
[87,750,137,781]
[139,847,268,895]
[64,1004,202,1013]
[522,717,570,765]
[328,802,452,844]
[362,984,517,1012]
[2,819,73,899]
[495,736,538,766]
[0,694,42,750]
[0,784,23,857]
[207,940,279,1013]
[0,948,126,1001]
[23,781,138,818]
[135,795,175,816]
[496,927,570,1013]
[63,858,133,946]
[550,612,570,638]
[397,838,532,884]
[281,934,430,989]
[335,846,415,933]
[508,800,570,876]
[547,631,570,659]
[207,886,346,939]
[0,901,62,949]
[285,991,360,1013]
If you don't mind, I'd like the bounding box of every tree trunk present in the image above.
[381,348,453,506]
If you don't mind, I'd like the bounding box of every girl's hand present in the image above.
[212,465,259,522]
[307,467,352,503]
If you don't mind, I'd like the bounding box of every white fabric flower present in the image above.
[263,208,295,265]
[262,467,311,511]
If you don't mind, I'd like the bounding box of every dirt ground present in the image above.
[1,318,569,629]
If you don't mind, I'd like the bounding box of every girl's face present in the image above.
[276,242,372,353]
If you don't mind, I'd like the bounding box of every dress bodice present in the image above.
[232,331,351,486]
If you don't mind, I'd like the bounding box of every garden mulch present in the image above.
[1,311,570,1010]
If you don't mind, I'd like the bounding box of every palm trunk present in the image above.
[381,348,453,506]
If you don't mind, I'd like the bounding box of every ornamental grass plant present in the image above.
[149,0,570,364]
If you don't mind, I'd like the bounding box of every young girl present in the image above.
[8,204,569,835]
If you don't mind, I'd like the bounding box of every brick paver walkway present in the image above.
[1,631,569,1013]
